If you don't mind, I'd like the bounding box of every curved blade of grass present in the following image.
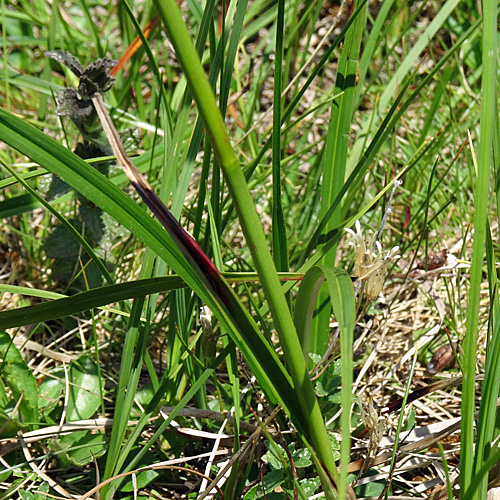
[91,90,346,492]
[294,266,328,359]
[219,0,248,117]
[0,277,185,329]
[0,107,307,440]
[322,266,355,498]
[293,265,355,499]
[154,0,344,490]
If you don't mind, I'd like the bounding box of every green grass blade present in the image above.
[462,0,497,494]
[0,107,304,436]
[293,264,355,499]
[294,266,328,359]
[219,0,248,116]
[103,293,148,488]
[321,266,355,499]
[312,2,365,360]
[0,277,185,329]
[320,2,364,237]
[354,0,397,107]
[298,66,417,267]
[468,299,500,500]
[155,0,345,490]
[271,0,288,272]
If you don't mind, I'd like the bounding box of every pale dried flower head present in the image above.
[365,244,400,301]
[345,221,376,277]
[346,222,400,301]
[360,397,385,458]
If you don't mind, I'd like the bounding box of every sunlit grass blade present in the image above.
[293,265,355,498]
[297,11,482,266]
[0,277,185,328]
[462,0,497,494]
[154,0,348,493]
[0,107,303,428]
[312,1,365,360]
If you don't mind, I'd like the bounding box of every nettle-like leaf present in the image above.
[44,220,84,259]
[45,50,117,98]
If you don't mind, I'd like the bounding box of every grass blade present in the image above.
[462,0,497,494]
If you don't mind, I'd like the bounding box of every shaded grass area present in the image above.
[0,0,498,499]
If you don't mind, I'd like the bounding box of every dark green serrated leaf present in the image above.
[44,220,84,259]
[79,203,105,242]
[46,174,72,201]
